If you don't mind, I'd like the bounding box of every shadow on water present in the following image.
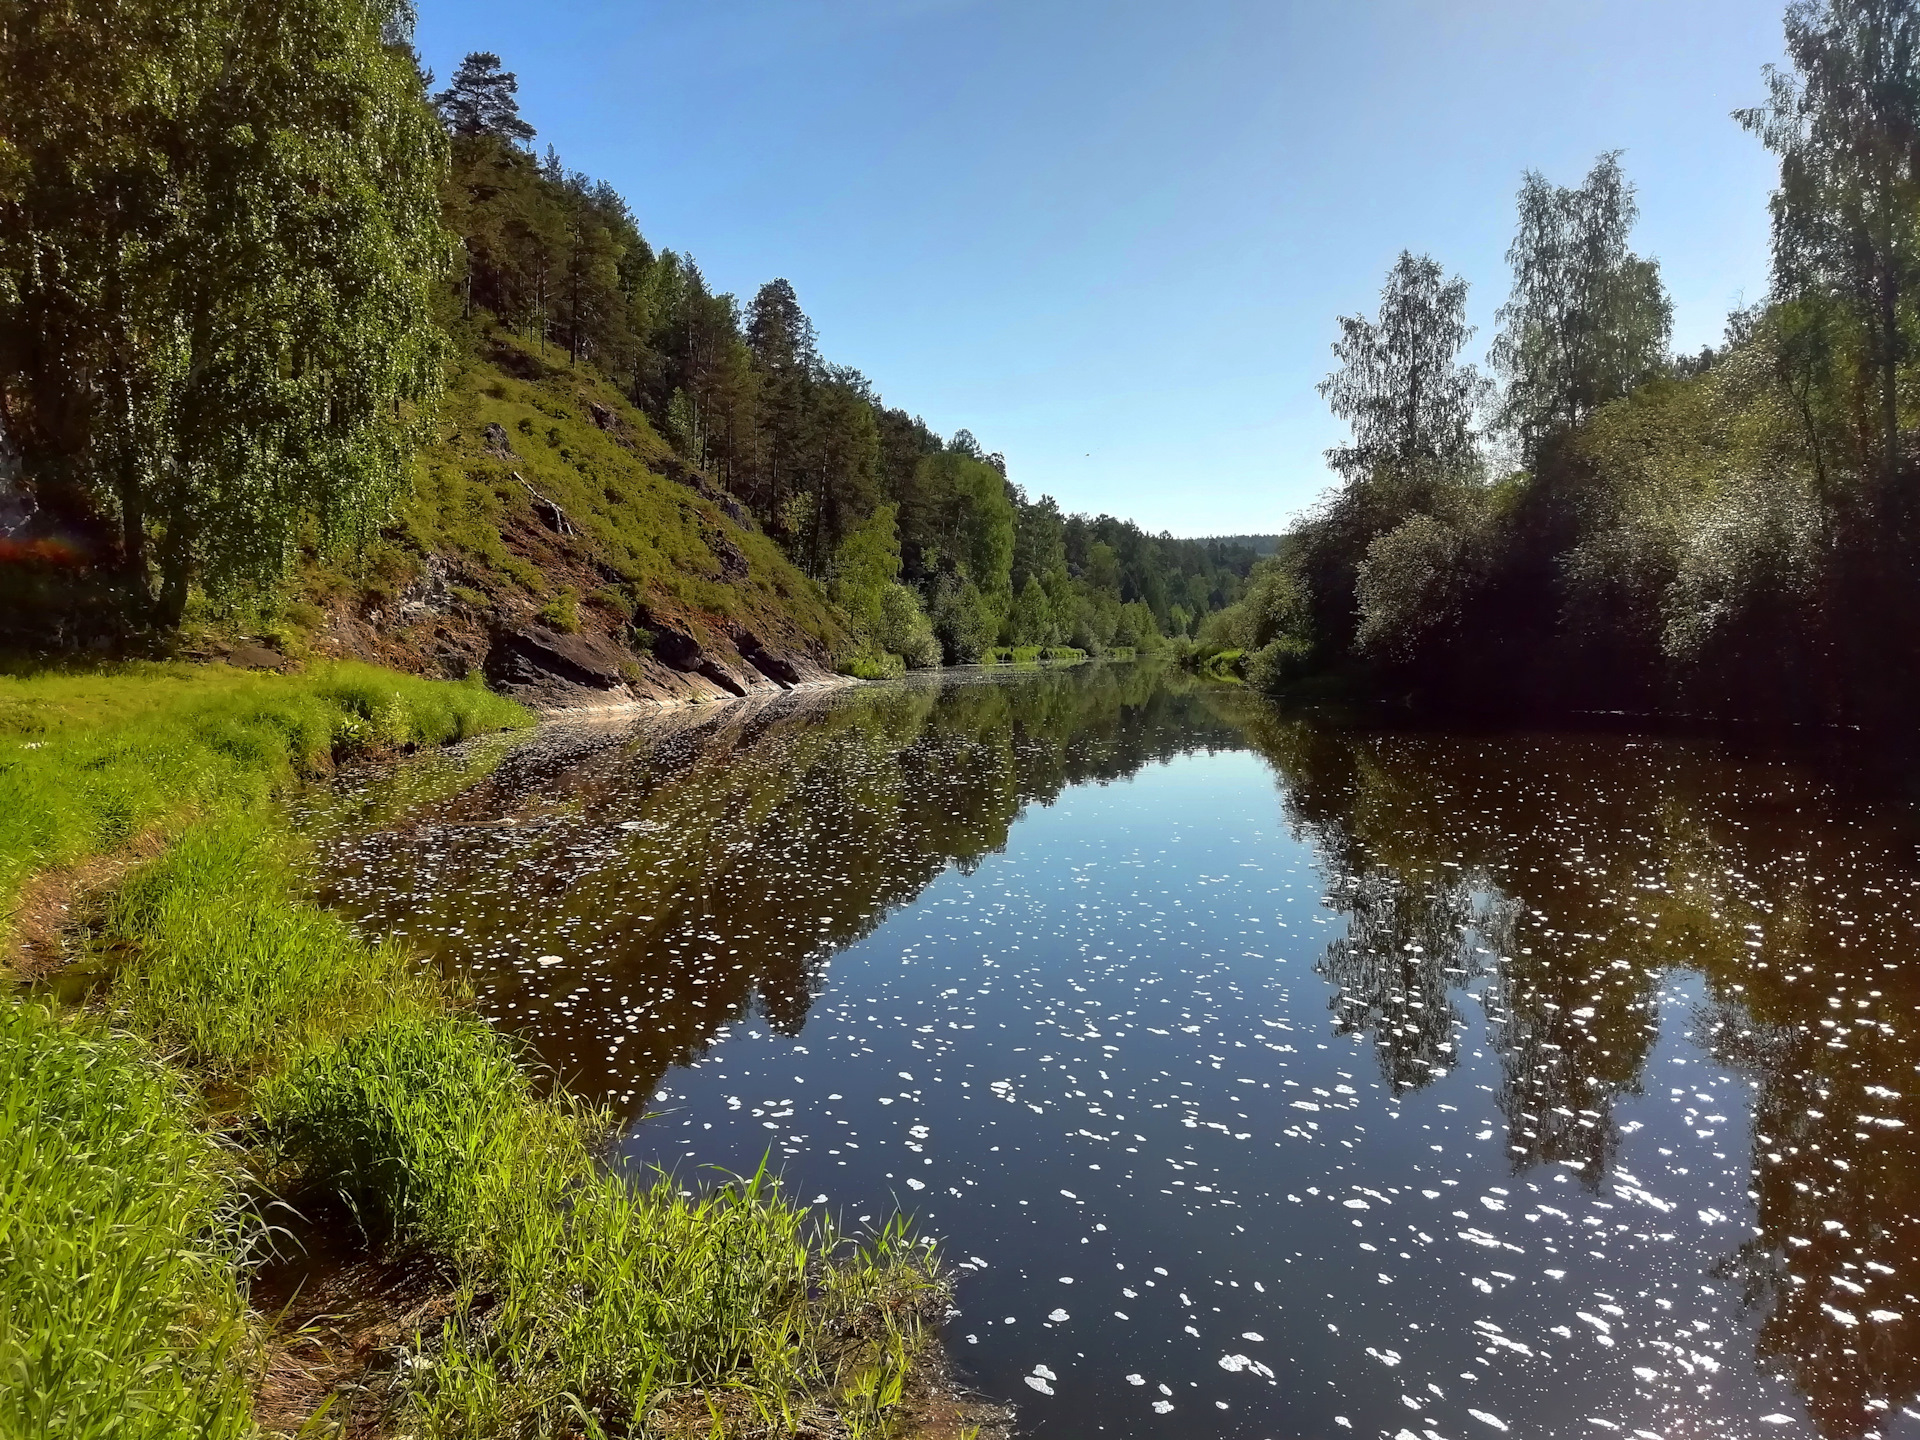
[300,666,1920,1439]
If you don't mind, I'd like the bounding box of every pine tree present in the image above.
[435,52,536,143]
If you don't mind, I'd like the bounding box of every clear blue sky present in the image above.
[414,0,1786,537]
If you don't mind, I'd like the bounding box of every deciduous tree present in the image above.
[1490,154,1672,465]
[0,0,448,622]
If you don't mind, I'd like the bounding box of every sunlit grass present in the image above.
[3,655,946,1436]
[0,659,531,915]
[106,816,437,1076]
[0,999,255,1440]
[266,1013,949,1436]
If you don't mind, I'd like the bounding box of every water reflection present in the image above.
[301,671,1920,1439]
[302,666,1240,1103]
[1239,707,1920,1439]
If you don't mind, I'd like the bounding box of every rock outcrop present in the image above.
[480,615,842,714]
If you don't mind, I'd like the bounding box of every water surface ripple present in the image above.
[299,667,1920,1440]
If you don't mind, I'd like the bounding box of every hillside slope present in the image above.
[300,326,850,710]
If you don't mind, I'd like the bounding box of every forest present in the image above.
[0,9,1257,675]
[1195,0,1920,735]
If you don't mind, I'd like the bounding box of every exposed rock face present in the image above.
[736,632,804,686]
[706,529,749,579]
[485,625,632,709]
[696,657,750,696]
[647,622,703,671]
[479,617,842,714]
[482,422,516,461]
[226,643,290,672]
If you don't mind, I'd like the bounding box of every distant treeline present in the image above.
[0,16,1256,667]
[1197,535,1284,557]
[1197,0,1920,733]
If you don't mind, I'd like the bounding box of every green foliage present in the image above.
[829,504,904,636]
[391,331,852,657]
[1354,513,1475,662]
[1006,572,1057,646]
[1201,557,1310,654]
[908,451,1016,602]
[0,649,948,1439]
[1112,599,1163,651]
[928,575,999,664]
[535,587,581,633]
[0,661,529,916]
[1489,154,1673,464]
[1319,251,1489,483]
[0,0,448,622]
[0,1000,255,1440]
[841,648,906,680]
[829,508,942,672]
[264,1011,589,1259]
[875,583,943,669]
[1261,8,1920,730]
[1739,0,1920,480]
[435,52,537,144]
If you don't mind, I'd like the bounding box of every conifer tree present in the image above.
[435,51,536,143]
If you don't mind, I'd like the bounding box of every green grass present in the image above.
[985,645,1085,666]
[841,647,906,681]
[0,659,531,1438]
[0,660,530,917]
[1,653,947,1435]
[0,1000,255,1440]
[265,1009,948,1436]
[339,327,852,659]
[105,817,435,1076]
[1185,645,1245,679]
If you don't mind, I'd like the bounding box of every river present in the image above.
[296,664,1920,1440]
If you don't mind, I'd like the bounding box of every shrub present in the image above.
[841,648,905,681]
[1246,634,1313,694]
[1353,513,1471,661]
[875,583,942,669]
[929,576,999,664]
[535,588,581,633]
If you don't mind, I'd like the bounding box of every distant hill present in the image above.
[1196,534,1283,556]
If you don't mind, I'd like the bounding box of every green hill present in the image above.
[290,325,848,710]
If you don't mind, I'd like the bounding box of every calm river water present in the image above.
[300,666,1920,1440]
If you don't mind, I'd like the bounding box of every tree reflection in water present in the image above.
[1232,702,1920,1439]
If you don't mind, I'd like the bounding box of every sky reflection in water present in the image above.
[300,668,1920,1440]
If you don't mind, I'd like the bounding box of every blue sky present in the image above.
[414,0,1787,536]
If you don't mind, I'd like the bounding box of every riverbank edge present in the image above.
[1,658,997,1439]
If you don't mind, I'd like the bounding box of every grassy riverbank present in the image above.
[0,661,957,1438]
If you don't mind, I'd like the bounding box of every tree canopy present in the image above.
[1318,251,1488,484]
[0,0,448,623]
